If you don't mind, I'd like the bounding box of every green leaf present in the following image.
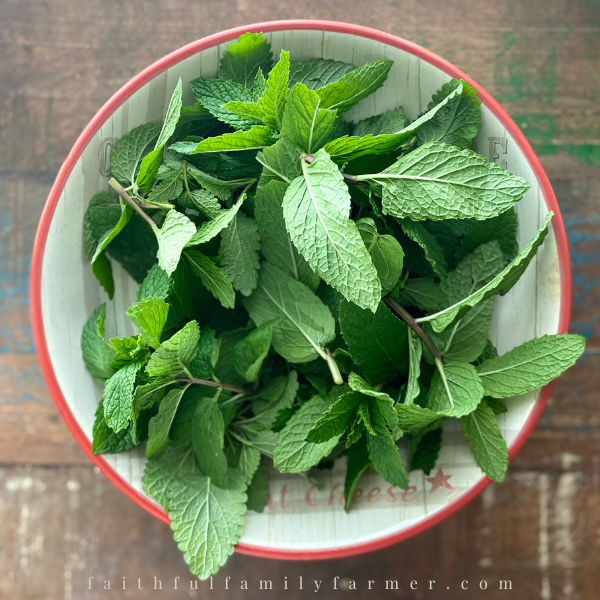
[289,58,354,89]
[110,123,161,186]
[282,149,381,311]
[395,403,441,434]
[340,301,409,385]
[137,265,171,301]
[186,195,245,247]
[234,321,273,382]
[214,329,247,386]
[356,218,404,295]
[178,188,222,219]
[360,142,530,221]
[306,391,362,443]
[146,320,200,379]
[460,400,508,482]
[180,158,252,202]
[192,393,229,488]
[126,296,169,349]
[91,252,114,298]
[476,334,585,398]
[91,199,133,263]
[183,250,235,309]
[260,49,290,129]
[81,304,116,382]
[417,213,553,332]
[236,444,261,484]
[102,358,146,432]
[484,397,508,414]
[251,371,299,430]
[256,137,303,185]
[246,456,269,513]
[243,262,335,363]
[409,428,442,475]
[348,373,398,430]
[428,361,484,417]
[324,83,464,162]
[146,385,190,458]
[178,126,274,154]
[220,212,261,296]
[167,468,247,580]
[397,219,447,278]
[367,430,409,489]
[92,400,141,454]
[280,83,338,154]
[395,278,447,312]
[273,395,342,473]
[417,79,481,149]
[344,437,371,511]
[145,170,182,207]
[219,32,273,87]
[189,328,221,379]
[109,335,147,369]
[405,330,422,405]
[254,180,319,290]
[152,209,196,276]
[316,60,392,114]
[132,379,173,422]
[137,79,183,192]
[190,78,257,129]
[354,106,409,137]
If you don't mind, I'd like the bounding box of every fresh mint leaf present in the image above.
[126,296,169,349]
[91,199,133,264]
[183,250,235,309]
[234,321,273,382]
[178,126,274,154]
[366,430,409,489]
[256,137,303,185]
[102,358,146,432]
[348,373,398,432]
[428,361,483,417]
[192,393,229,488]
[146,384,190,458]
[81,304,116,382]
[189,328,221,380]
[289,58,354,90]
[344,437,371,511]
[146,320,200,379]
[254,180,319,290]
[152,209,196,276]
[417,79,481,149]
[476,334,585,398]
[395,277,446,312]
[145,170,182,207]
[354,106,408,137]
[305,391,362,443]
[282,149,381,311]
[92,399,142,454]
[220,212,261,296]
[137,265,171,301]
[219,32,273,87]
[398,218,447,278]
[110,123,161,186]
[109,335,147,369]
[251,371,299,430]
[178,188,222,219]
[246,456,269,512]
[259,49,290,130]
[132,379,173,422]
[214,329,247,386]
[280,83,338,154]
[417,213,553,332]
[359,142,531,221]
[340,301,408,385]
[409,428,442,475]
[244,262,335,363]
[137,79,183,192]
[316,60,392,114]
[273,395,342,473]
[405,330,422,405]
[395,403,440,434]
[484,397,508,414]
[186,195,245,247]
[357,218,404,295]
[460,400,508,482]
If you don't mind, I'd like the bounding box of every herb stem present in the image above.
[325,348,344,385]
[383,296,445,364]
[108,178,157,229]
[174,377,248,395]
[303,154,370,189]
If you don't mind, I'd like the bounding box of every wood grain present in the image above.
[1,0,599,597]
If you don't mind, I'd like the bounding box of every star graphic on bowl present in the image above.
[426,468,454,493]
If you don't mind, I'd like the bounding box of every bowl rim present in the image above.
[29,19,571,561]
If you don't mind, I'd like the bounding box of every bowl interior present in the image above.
[38,26,562,556]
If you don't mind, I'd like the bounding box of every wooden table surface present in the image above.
[1,1,599,598]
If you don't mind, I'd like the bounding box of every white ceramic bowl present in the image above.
[31,21,570,560]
